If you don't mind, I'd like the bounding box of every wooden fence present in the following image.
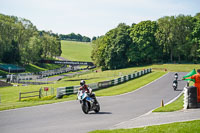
[19,89,42,101]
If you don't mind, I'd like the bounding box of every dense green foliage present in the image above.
[92,13,200,70]
[92,23,131,70]
[0,13,62,64]
[59,33,91,42]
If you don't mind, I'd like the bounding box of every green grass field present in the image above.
[150,64,200,72]
[153,94,184,112]
[89,120,200,133]
[61,40,93,61]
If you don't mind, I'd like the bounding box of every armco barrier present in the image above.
[73,85,80,93]
[98,80,112,89]
[57,86,74,98]
[56,68,152,98]
[88,83,99,90]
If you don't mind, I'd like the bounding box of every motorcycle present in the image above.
[174,74,178,80]
[173,79,178,90]
[77,90,100,114]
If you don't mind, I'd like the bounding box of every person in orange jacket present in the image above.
[183,69,200,103]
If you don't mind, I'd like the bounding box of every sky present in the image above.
[0,0,200,38]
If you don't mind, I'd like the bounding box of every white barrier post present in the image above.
[183,81,189,109]
[183,87,188,109]
[56,87,65,98]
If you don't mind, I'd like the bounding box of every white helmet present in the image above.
[80,80,85,86]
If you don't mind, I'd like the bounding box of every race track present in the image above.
[0,72,187,133]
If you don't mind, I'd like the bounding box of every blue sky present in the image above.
[0,0,200,38]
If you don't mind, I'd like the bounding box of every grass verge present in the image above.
[89,120,200,133]
[153,94,184,112]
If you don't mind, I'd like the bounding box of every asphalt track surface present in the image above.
[0,72,187,133]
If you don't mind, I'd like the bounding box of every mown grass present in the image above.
[89,120,200,133]
[24,64,46,72]
[153,94,184,112]
[61,40,93,61]
[24,63,63,73]
[151,64,200,72]
[0,63,63,75]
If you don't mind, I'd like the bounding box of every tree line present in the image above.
[91,13,200,70]
[0,13,62,65]
[59,33,91,42]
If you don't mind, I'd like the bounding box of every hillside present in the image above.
[61,41,93,62]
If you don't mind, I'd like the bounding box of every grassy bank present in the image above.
[61,40,92,61]
[153,94,184,112]
[151,64,200,72]
[89,120,200,133]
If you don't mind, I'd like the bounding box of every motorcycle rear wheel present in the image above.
[82,101,89,114]
[94,102,100,113]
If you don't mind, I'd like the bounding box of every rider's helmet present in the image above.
[174,72,178,79]
[80,80,85,86]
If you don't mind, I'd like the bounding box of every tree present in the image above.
[129,20,159,65]
[155,15,195,63]
[92,23,131,69]
[82,36,91,42]
[173,15,194,62]
[155,16,176,62]
[191,17,200,62]
[91,36,106,68]
[0,13,62,64]
[59,33,91,42]
[92,36,97,41]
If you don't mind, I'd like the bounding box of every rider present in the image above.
[79,80,97,103]
[174,73,178,80]
[173,78,178,89]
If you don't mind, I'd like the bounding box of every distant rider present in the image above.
[79,80,97,103]
[174,73,178,80]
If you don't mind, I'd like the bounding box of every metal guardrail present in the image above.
[56,68,152,98]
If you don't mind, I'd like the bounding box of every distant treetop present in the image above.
[59,33,91,42]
